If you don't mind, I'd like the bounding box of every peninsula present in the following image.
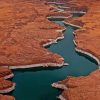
[0,0,70,99]
[0,0,70,69]
[0,67,15,100]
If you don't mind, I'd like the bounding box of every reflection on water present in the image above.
[11,21,98,100]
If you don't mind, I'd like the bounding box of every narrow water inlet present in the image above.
[10,20,98,100]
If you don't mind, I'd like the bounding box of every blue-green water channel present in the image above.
[11,21,98,100]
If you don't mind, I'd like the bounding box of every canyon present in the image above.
[0,0,100,100]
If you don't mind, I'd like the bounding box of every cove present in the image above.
[11,21,98,100]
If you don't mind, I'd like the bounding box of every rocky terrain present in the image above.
[0,67,15,99]
[0,78,15,94]
[52,69,100,100]
[0,94,15,100]
[0,0,71,68]
[0,67,13,79]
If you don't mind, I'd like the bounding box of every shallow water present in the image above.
[11,21,98,100]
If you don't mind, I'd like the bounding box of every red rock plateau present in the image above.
[0,0,72,68]
[0,94,15,100]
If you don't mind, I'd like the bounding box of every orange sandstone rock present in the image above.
[0,94,15,100]
[53,69,100,100]
[0,0,68,68]
[0,78,15,93]
[0,67,13,79]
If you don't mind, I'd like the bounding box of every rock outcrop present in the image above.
[0,0,71,68]
[0,94,15,100]
[53,69,100,100]
[0,78,15,93]
[0,67,13,79]
[0,67,14,99]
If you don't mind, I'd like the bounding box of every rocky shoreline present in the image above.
[0,67,15,99]
[0,94,15,100]
[9,62,67,69]
[43,34,65,47]
[0,83,15,94]
[64,21,82,29]
[75,48,100,66]
[4,73,14,80]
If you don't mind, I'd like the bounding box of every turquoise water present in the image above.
[11,21,98,100]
